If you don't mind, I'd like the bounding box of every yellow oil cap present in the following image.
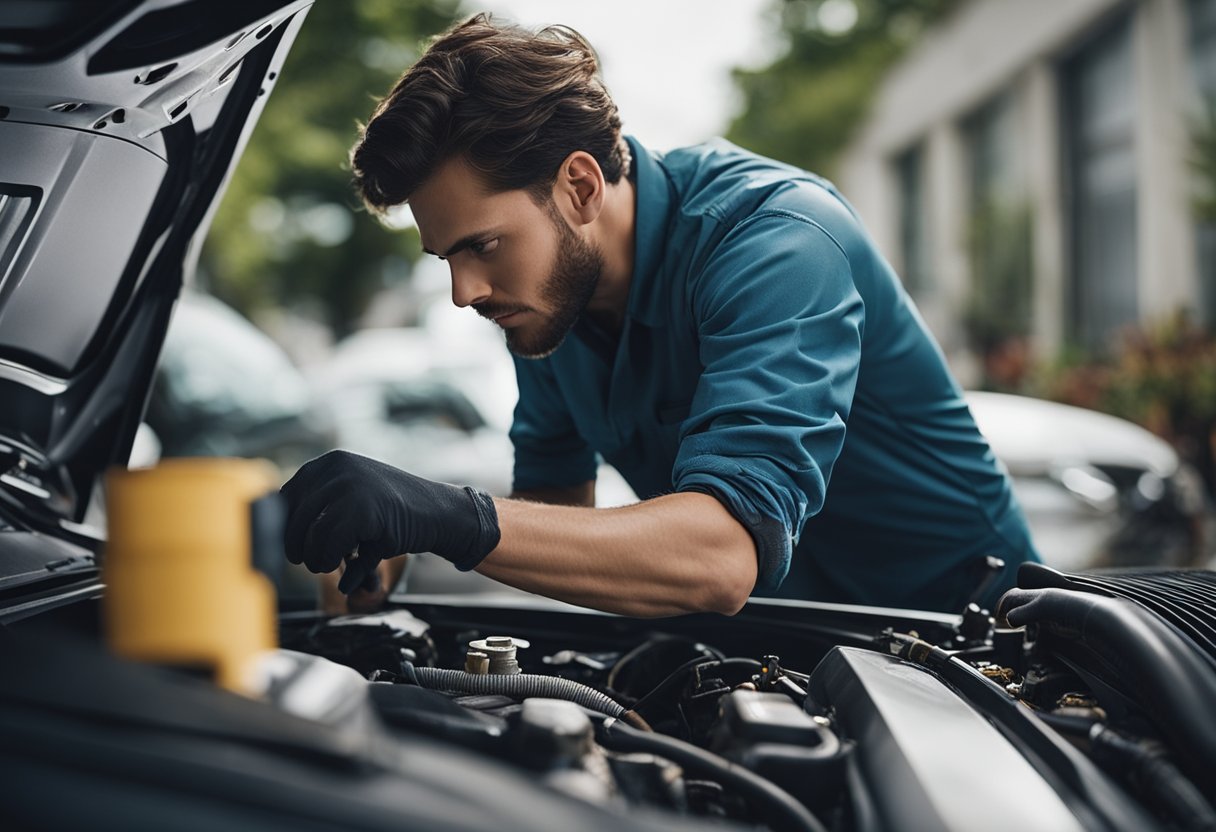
[103,458,280,694]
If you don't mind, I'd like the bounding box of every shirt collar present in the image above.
[625,135,675,328]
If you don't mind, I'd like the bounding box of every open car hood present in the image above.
[0,0,310,534]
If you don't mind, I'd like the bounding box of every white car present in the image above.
[967,391,1211,571]
[308,325,638,507]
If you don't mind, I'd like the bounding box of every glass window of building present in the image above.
[1190,0,1216,90]
[962,92,1032,361]
[895,143,930,297]
[1062,14,1138,352]
[1189,0,1216,327]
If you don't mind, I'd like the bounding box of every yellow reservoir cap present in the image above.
[103,458,280,693]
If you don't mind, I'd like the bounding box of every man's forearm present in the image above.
[475,491,757,617]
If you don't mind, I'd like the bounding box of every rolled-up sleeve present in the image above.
[510,355,598,492]
[673,211,865,592]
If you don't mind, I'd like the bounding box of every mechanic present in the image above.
[280,13,1041,617]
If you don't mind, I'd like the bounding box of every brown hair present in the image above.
[350,13,627,217]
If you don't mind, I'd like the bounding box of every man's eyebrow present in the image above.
[422,228,501,258]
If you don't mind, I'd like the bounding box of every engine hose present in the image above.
[632,657,762,721]
[998,587,1216,794]
[596,718,829,832]
[412,667,651,730]
[1089,725,1216,832]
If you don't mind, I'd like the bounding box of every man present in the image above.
[282,13,1040,617]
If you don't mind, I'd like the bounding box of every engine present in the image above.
[4,564,1215,832]
[270,564,1216,832]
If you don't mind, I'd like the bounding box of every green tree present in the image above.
[1192,97,1216,224]
[200,0,459,335]
[728,0,959,177]
[964,198,1033,390]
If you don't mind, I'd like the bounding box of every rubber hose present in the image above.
[632,657,762,721]
[597,718,828,832]
[595,720,826,827]
[1090,725,1216,832]
[998,587,1216,794]
[413,667,643,726]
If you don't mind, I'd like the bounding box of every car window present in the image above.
[382,382,486,433]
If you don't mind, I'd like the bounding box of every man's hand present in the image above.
[280,450,500,594]
[317,557,409,615]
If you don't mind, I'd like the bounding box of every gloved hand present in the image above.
[280,450,500,594]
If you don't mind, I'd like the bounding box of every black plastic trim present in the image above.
[0,577,102,624]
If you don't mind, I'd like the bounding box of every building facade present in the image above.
[837,0,1216,384]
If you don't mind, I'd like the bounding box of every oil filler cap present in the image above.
[466,635,528,674]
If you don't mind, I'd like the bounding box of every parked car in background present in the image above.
[966,391,1211,571]
[307,325,636,595]
[306,326,514,497]
[145,290,336,476]
[308,324,637,506]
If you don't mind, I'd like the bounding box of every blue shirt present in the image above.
[510,137,1040,612]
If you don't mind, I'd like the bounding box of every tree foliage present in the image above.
[200,0,459,334]
[1192,97,1216,224]
[728,0,959,176]
[1034,312,1216,499]
[964,200,1032,352]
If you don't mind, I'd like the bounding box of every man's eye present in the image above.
[470,238,499,256]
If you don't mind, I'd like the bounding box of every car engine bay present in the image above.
[3,562,1215,832]
[271,563,1216,832]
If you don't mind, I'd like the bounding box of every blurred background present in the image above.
[148,0,1216,577]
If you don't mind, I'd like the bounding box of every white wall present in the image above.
[837,0,1201,371]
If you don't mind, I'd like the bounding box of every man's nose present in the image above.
[450,265,492,308]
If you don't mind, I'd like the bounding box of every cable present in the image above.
[605,637,723,692]
[596,717,829,832]
[631,657,762,721]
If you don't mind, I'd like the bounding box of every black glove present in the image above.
[280,450,501,594]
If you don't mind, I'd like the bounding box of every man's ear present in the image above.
[551,151,605,227]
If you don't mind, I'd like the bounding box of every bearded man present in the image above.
[281,14,1040,617]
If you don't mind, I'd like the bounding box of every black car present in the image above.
[1,3,1214,831]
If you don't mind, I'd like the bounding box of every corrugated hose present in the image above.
[411,666,651,730]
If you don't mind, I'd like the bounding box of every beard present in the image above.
[482,203,603,360]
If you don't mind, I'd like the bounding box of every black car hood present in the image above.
[0,0,311,533]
